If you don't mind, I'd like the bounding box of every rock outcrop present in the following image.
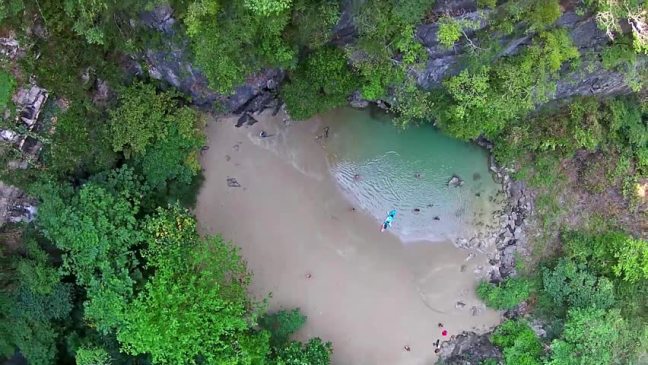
[0,182,37,227]
[332,1,640,102]
[0,37,22,60]
[2,84,49,168]
[136,2,641,117]
[475,137,534,281]
[138,6,284,116]
[437,331,502,365]
[414,4,638,100]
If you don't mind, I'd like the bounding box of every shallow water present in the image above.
[323,107,502,243]
[195,109,502,365]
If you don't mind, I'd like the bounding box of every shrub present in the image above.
[393,83,435,127]
[528,0,561,30]
[491,320,543,365]
[437,17,463,48]
[585,0,648,53]
[351,0,430,99]
[0,70,16,111]
[75,347,111,365]
[286,0,340,49]
[46,102,117,177]
[356,57,405,101]
[477,0,497,9]
[528,154,562,189]
[0,0,24,24]
[244,0,292,16]
[282,47,358,119]
[477,277,533,310]
[259,309,307,347]
[602,40,637,70]
[607,98,647,149]
[273,337,332,364]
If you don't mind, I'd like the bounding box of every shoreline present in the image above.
[223,100,535,282]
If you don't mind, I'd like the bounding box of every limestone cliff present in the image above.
[140,1,642,115]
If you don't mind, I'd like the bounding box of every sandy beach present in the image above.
[195,110,501,365]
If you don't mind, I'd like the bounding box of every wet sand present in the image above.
[195,111,501,365]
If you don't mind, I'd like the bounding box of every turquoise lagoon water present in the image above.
[322,107,504,243]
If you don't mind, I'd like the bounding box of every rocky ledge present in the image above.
[437,331,503,365]
[454,137,534,282]
[438,138,537,364]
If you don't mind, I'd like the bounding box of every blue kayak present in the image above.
[381,210,397,232]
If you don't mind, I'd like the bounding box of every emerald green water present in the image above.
[322,107,503,243]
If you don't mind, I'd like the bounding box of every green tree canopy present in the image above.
[0,241,72,365]
[437,29,579,140]
[36,168,145,334]
[477,277,533,310]
[117,206,270,364]
[546,308,629,365]
[542,258,615,310]
[491,320,543,365]
[564,230,648,283]
[109,83,204,188]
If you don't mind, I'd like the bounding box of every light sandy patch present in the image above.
[195,111,501,365]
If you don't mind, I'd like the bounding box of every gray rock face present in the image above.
[144,47,219,108]
[349,91,369,108]
[330,0,357,46]
[0,37,22,60]
[414,7,638,100]
[138,6,285,114]
[438,331,502,365]
[140,1,639,117]
[141,4,176,34]
[143,44,284,113]
[2,85,49,163]
[0,182,37,228]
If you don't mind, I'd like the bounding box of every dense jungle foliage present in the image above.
[0,0,646,364]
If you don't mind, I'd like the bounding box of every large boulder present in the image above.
[448,174,465,187]
[438,331,503,365]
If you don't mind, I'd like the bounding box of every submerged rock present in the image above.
[448,175,464,187]
[226,177,241,188]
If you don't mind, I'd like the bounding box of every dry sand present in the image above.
[195,111,501,365]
